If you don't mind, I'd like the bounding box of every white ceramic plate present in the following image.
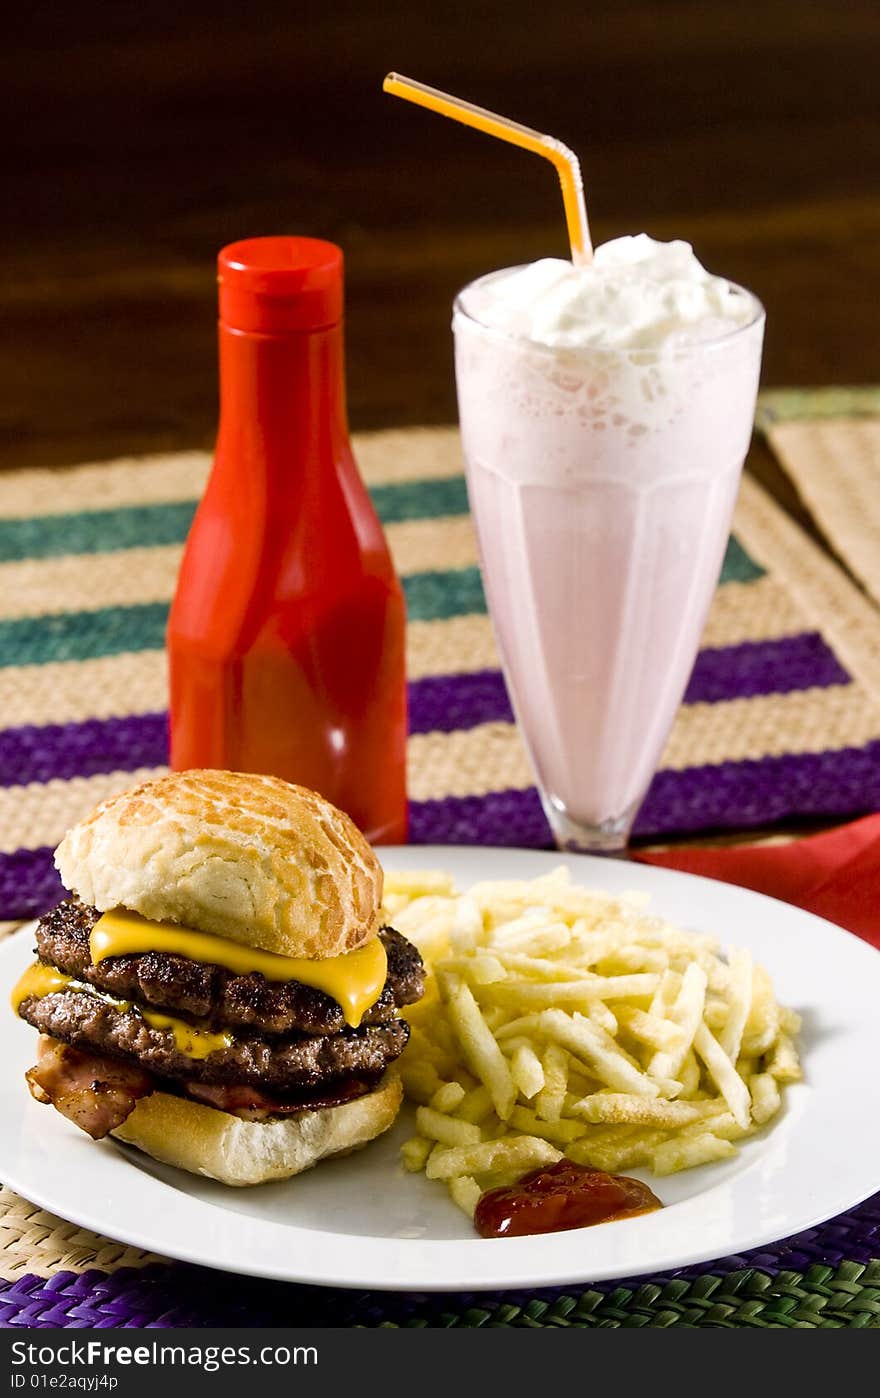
[1,846,877,1292]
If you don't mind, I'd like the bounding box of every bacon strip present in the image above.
[25,1035,154,1139]
[25,1036,376,1134]
[182,1075,379,1120]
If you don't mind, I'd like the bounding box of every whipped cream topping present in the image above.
[462,235,757,350]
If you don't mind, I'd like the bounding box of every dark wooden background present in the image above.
[3,0,878,470]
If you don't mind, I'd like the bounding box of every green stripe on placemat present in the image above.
[0,570,488,666]
[755,386,880,432]
[0,478,472,563]
[404,566,485,620]
[387,1261,880,1327]
[0,480,767,581]
[719,536,764,584]
[0,536,765,667]
[0,603,170,667]
[370,476,470,523]
[0,503,197,563]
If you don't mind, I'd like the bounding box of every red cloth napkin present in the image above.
[636,814,880,950]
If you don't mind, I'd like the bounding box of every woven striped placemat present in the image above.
[2,408,879,1327]
[4,420,880,931]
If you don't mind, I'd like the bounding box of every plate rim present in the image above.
[2,845,878,1292]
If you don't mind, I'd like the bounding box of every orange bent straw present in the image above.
[383,72,592,265]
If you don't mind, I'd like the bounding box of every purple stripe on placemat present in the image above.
[408,741,880,848]
[684,632,850,703]
[0,680,503,783]
[636,742,880,835]
[0,714,168,787]
[407,634,850,736]
[0,845,64,922]
[0,633,851,790]
[0,1192,877,1327]
[410,787,551,847]
[409,669,513,734]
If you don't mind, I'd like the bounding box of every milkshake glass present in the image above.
[453,242,764,852]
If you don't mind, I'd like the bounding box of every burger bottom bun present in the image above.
[111,1073,402,1186]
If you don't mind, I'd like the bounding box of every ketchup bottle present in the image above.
[167,237,408,843]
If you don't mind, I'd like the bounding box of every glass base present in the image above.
[540,796,639,857]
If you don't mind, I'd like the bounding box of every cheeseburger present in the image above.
[12,770,424,1185]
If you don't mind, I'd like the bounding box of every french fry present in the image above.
[596,946,669,975]
[571,1093,713,1128]
[444,976,517,1120]
[719,948,753,1063]
[494,952,592,983]
[430,1081,467,1113]
[766,1032,802,1083]
[495,1014,545,1042]
[509,1043,545,1100]
[491,925,573,956]
[416,1105,482,1147]
[750,1071,783,1125]
[407,1024,458,1075]
[649,968,682,1018]
[534,1043,568,1122]
[693,1023,752,1129]
[587,999,619,1036]
[780,1006,803,1036]
[649,963,708,1081]
[449,895,485,951]
[400,1136,432,1172]
[393,896,457,948]
[680,1109,746,1143]
[677,1050,701,1099]
[447,1175,482,1219]
[455,1084,494,1125]
[651,1132,737,1175]
[703,999,728,1033]
[482,974,659,1011]
[616,1005,684,1053]
[439,953,506,985]
[398,1058,443,1104]
[384,871,457,899]
[566,1131,660,1173]
[740,965,779,1057]
[539,1010,660,1096]
[508,1105,586,1145]
[425,1135,561,1182]
[564,1125,640,1157]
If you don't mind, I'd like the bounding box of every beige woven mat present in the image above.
[0,1186,163,1279]
[769,417,880,606]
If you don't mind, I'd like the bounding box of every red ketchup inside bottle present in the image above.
[474,1159,662,1239]
[167,237,407,842]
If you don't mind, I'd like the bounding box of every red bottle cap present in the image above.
[218,236,343,333]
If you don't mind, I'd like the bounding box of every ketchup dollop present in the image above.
[474,1159,662,1239]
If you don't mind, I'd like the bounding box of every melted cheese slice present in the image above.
[90,908,388,1029]
[11,962,70,1012]
[10,962,233,1060]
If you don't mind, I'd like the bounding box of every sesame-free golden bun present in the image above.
[54,770,384,960]
[112,1073,403,1186]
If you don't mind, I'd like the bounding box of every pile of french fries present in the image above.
[384,867,802,1220]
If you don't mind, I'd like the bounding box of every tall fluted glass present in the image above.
[453,274,764,852]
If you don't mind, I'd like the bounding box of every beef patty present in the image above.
[19,986,409,1090]
[35,900,424,1035]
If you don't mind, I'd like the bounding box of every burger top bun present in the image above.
[54,770,383,960]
